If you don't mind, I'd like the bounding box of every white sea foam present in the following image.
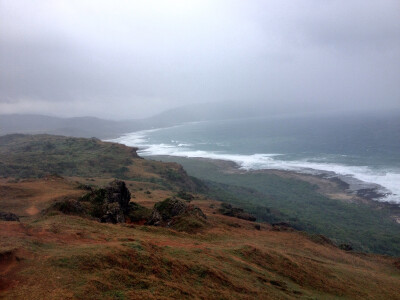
[109,130,400,204]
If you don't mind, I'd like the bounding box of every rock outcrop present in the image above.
[100,202,125,223]
[147,198,207,228]
[97,180,130,223]
[104,180,131,213]
[53,181,201,228]
[53,180,133,224]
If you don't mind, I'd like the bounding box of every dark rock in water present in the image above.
[332,177,350,190]
[0,212,19,221]
[339,244,353,251]
[105,180,131,212]
[356,188,386,200]
[147,198,206,227]
[218,203,256,222]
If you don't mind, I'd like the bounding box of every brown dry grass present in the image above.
[0,177,85,218]
[1,178,400,299]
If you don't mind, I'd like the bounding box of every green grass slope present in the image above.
[149,156,400,256]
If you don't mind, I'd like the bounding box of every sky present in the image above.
[0,0,399,119]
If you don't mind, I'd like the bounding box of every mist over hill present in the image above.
[2,102,399,139]
[0,114,147,139]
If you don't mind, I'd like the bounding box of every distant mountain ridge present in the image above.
[0,111,195,139]
[2,102,399,139]
[0,114,123,138]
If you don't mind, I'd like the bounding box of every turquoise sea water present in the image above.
[111,112,400,203]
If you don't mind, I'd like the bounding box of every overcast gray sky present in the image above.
[1,0,399,119]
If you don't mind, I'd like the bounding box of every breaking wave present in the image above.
[109,129,400,204]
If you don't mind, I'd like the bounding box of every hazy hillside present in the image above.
[3,105,400,141]
[0,115,134,138]
[1,105,256,139]
[0,112,194,139]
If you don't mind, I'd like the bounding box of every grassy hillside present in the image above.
[149,156,400,256]
[0,134,201,192]
[1,135,400,255]
[1,177,400,300]
[0,134,141,178]
[0,115,128,139]
[1,134,400,299]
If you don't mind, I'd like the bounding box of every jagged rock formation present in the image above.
[99,180,131,223]
[53,180,151,224]
[77,180,131,223]
[100,202,126,223]
[105,180,131,213]
[55,185,207,230]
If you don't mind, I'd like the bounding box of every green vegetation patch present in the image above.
[0,134,136,178]
[151,156,400,256]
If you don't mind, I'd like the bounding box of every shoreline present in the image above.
[148,155,400,223]
[184,157,382,201]
[152,155,384,201]
[110,125,400,205]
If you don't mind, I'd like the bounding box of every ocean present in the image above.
[109,111,400,203]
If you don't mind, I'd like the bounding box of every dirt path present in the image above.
[0,177,84,216]
[25,205,39,216]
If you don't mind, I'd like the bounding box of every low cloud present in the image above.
[1,0,399,119]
